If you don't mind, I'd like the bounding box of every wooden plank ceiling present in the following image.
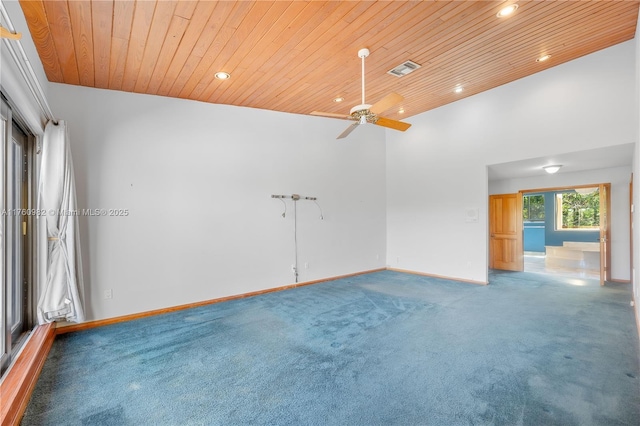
[19,1,640,122]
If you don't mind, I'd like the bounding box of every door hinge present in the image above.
[23,152,28,182]
[22,221,27,236]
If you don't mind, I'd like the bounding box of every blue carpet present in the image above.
[21,270,640,425]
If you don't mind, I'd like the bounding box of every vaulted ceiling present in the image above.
[19,1,639,122]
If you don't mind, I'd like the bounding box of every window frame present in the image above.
[0,95,37,376]
[523,193,545,222]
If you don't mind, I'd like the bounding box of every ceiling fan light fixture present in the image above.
[497,3,519,18]
[313,49,411,139]
[543,165,562,174]
[214,72,230,80]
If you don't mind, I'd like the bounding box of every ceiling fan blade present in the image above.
[311,111,352,119]
[337,123,359,139]
[370,92,404,115]
[0,27,22,40]
[375,116,411,132]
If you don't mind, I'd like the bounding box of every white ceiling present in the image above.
[487,143,635,181]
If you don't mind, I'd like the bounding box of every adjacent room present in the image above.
[488,145,634,282]
[1,1,639,424]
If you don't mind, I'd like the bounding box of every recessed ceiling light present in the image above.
[454,86,463,93]
[496,3,518,18]
[333,97,344,103]
[536,54,551,62]
[398,108,405,114]
[214,72,230,80]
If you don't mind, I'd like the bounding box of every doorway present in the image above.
[489,184,611,284]
[523,187,603,280]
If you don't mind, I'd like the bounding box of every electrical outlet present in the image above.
[104,289,113,299]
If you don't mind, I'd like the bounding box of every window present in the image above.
[523,194,545,221]
[1,96,35,376]
[555,188,599,230]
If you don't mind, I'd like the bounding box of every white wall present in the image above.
[48,84,387,321]
[489,166,632,281]
[387,41,636,284]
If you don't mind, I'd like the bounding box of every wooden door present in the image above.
[599,184,611,285]
[489,193,523,271]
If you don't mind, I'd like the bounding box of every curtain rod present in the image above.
[0,1,58,124]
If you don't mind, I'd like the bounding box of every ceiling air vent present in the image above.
[387,60,421,77]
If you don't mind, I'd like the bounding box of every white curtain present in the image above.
[36,120,85,324]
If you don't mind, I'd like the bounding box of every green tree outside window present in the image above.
[556,189,599,229]
[523,194,545,221]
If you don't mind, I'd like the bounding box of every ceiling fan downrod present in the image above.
[358,48,369,106]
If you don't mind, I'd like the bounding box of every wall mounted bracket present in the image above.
[271,193,323,283]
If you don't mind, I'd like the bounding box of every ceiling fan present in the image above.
[311,48,411,139]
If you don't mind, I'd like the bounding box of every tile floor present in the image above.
[524,252,600,280]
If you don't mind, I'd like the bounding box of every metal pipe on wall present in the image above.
[272,194,323,283]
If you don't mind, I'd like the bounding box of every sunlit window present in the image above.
[555,188,599,230]
[523,194,545,221]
